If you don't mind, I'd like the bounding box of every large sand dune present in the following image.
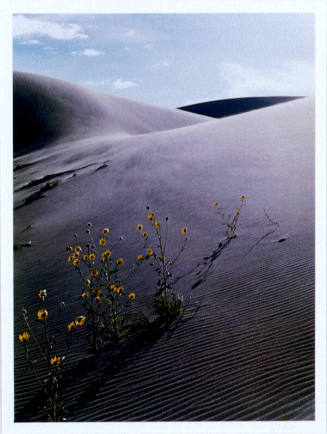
[14,72,314,421]
[14,71,209,156]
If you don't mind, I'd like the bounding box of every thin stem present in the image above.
[22,312,47,362]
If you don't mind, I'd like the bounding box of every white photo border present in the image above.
[1,1,326,433]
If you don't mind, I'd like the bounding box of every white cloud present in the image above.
[72,48,104,57]
[152,60,170,68]
[112,79,137,90]
[80,79,111,87]
[19,39,40,45]
[43,46,57,54]
[219,61,314,98]
[126,29,136,37]
[80,78,137,91]
[13,15,88,40]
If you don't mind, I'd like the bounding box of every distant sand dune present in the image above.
[14,72,314,421]
[179,96,302,118]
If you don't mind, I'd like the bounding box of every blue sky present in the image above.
[13,14,314,108]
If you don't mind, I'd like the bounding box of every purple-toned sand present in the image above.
[14,72,314,421]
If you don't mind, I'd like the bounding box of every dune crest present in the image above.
[14,71,209,156]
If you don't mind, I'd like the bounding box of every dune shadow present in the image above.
[178,96,303,119]
[14,313,190,422]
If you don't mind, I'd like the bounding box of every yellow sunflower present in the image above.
[37,309,48,321]
[50,356,61,366]
[102,250,112,259]
[18,331,30,343]
[117,258,125,266]
[75,316,86,327]
[90,269,99,278]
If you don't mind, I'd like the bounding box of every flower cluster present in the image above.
[135,205,187,322]
[66,224,136,352]
[211,194,246,239]
[18,291,70,422]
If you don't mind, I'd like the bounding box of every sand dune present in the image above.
[14,71,210,156]
[14,72,314,421]
[179,96,302,118]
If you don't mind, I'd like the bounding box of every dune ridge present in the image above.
[14,71,210,156]
[178,96,303,119]
[14,72,314,421]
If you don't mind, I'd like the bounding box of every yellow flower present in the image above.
[110,284,116,292]
[129,292,136,300]
[37,309,48,321]
[147,213,155,221]
[66,246,73,254]
[75,246,82,254]
[18,331,30,343]
[100,323,105,329]
[85,279,91,286]
[117,258,125,266]
[90,269,99,278]
[67,256,73,263]
[68,321,76,331]
[147,248,153,256]
[241,194,246,201]
[137,224,143,231]
[89,253,96,261]
[181,226,187,235]
[137,254,144,261]
[73,252,79,259]
[102,228,110,235]
[73,259,80,267]
[155,221,161,229]
[142,232,148,239]
[236,209,240,216]
[81,292,89,299]
[95,295,101,302]
[213,201,218,206]
[83,254,89,261]
[99,238,106,247]
[102,250,112,259]
[75,316,86,327]
[38,289,47,299]
[117,285,124,294]
[50,356,61,366]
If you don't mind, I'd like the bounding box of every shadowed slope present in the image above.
[14,74,314,422]
[14,71,209,156]
[179,96,302,119]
